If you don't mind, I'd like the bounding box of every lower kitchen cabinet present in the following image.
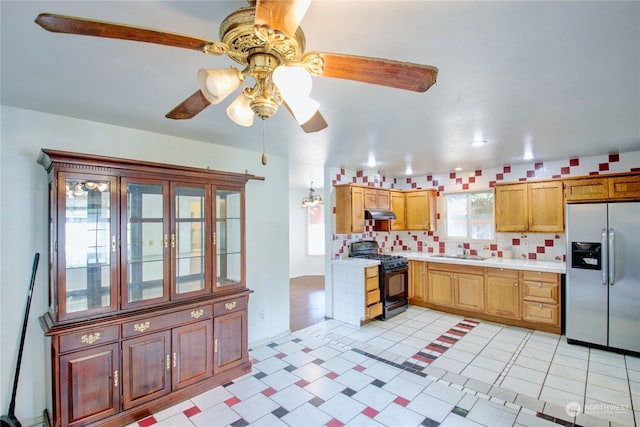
[408,260,427,304]
[486,268,520,319]
[409,262,561,333]
[172,321,213,389]
[59,343,120,427]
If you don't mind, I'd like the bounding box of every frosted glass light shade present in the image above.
[226,92,254,127]
[198,68,243,105]
[287,96,320,125]
[272,65,312,99]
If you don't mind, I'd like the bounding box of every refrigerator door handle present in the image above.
[601,228,608,286]
[609,228,615,286]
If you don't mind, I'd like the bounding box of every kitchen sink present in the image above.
[430,254,491,261]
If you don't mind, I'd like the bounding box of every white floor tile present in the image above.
[373,401,425,427]
[466,398,518,427]
[291,362,329,382]
[247,413,289,427]
[587,371,630,392]
[439,413,485,426]
[190,386,234,411]
[153,412,195,427]
[547,362,587,382]
[152,400,194,421]
[352,384,398,411]
[362,360,401,382]
[319,392,367,424]
[500,375,542,398]
[343,413,385,427]
[506,364,547,384]
[589,360,630,380]
[539,385,584,408]
[304,376,346,401]
[261,369,300,391]
[334,369,375,391]
[190,402,241,427]
[424,380,466,405]
[232,393,279,423]
[269,383,315,411]
[430,355,468,374]
[225,375,267,400]
[405,392,454,422]
[461,364,500,384]
[281,402,333,427]
[381,375,426,400]
[282,350,316,367]
[253,356,289,375]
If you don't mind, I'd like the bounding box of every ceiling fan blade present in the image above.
[166,90,211,120]
[35,13,213,51]
[254,0,311,38]
[300,111,328,133]
[316,53,438,93]
[283,102,327,133]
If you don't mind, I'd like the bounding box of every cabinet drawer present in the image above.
[487,267,518,278]
[366,289,381,305]
[521,270,558,283]
[365,266,378,279]
[365,276,379,292]
[214,297,247,316]
[522,301,558,325]
[123,305,212,338]
[366,302,383,319]
[523,281,558,303]
[59,325,120,353]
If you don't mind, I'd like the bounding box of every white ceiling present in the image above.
[2,1,639,189]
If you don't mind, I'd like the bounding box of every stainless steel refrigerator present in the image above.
[566,202,640,353]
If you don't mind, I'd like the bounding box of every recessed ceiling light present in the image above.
[471,139,488,147]
[455,167,462,171]
[405,165,413,175]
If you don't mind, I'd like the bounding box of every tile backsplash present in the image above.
[331,151,640,261]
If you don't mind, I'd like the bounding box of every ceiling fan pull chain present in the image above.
[261,119,268,166]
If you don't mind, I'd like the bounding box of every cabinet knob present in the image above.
[539,303,543,308]
[537,282,542,288]
[515,282,518,287]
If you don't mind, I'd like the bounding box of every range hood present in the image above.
[365,209,396,220]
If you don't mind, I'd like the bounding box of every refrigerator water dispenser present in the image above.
[571,242,601,270]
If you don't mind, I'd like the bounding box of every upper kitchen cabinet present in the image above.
[495,181,563,232]
[389,190,406,230]
[564,174,640,202]
[405,189,437,231]
[364,188,390,210]
[335,184,365,234]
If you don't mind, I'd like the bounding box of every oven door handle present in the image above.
[383,266,408,273]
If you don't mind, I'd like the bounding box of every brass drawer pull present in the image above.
[113,370,119,387]
[134,321,151,332]
[80,333,101,345]
[225,301,237,310]
[173,352,177,368]
[166,354,170,370]
[191,309,204,319]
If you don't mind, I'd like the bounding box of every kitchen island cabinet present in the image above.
[331,259,382,326]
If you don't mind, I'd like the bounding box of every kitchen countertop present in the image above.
[333,253,565,274]
[402,251,566,273]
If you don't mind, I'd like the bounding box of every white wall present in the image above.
[0,106,290,425]
[288,187,324,278]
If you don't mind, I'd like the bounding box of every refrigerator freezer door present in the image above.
[566,203,608,346]
[607,202,640,352]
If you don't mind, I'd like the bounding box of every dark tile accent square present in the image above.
[284,364,297,372]
[253,372,267,380]
[371,379,386,388]
[312,358,325,365]
[537,413,555,422]
[230,418,249,427]
[292,338,302,343]
[308,397,325,407]
[451,406,469,417]
[267,342,278,348]
[341,387,357,397]
[222,381,234,387]
[421,416,440,427]
[401,361,424,371]
[272,407,289,418]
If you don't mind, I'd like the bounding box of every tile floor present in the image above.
[129,306,639,427]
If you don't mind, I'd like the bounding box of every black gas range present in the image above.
[349,241,409,319]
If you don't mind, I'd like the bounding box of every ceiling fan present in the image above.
[35,0,438,134]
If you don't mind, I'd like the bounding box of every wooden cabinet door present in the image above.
[376,190,390,209]
[214,310,248,373]
[495,183,527,232]
[351,187,365,233]
[172,320,213,390]
[454,272,485,312]
[427,269,454,307]
[609,175,640,200]
[59,343,120,427]
[528,181,564,232]
[486,271,520,319]
[122,331,171,409]
[406,191,431,230]
[409,261,427,303]
[389,191,406,230]
[564,177,609,201]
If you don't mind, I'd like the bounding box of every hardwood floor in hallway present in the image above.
[289,275,325,332]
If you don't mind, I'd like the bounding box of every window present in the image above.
[444,191,494,240]
[307,204,325,255]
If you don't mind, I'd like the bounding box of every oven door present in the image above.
[382,266,408,303]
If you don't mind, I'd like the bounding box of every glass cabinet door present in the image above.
[123,179,169,308]
[215,188,244,289]
[172,184,209,297]
[58,174,118,320]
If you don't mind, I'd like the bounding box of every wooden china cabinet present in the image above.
[38,149,258,427]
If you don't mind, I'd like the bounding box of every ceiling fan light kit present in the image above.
[35,0,438,134]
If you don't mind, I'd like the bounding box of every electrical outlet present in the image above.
[259,310,265,320]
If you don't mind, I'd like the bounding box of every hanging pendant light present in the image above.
[300,181,323,208]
